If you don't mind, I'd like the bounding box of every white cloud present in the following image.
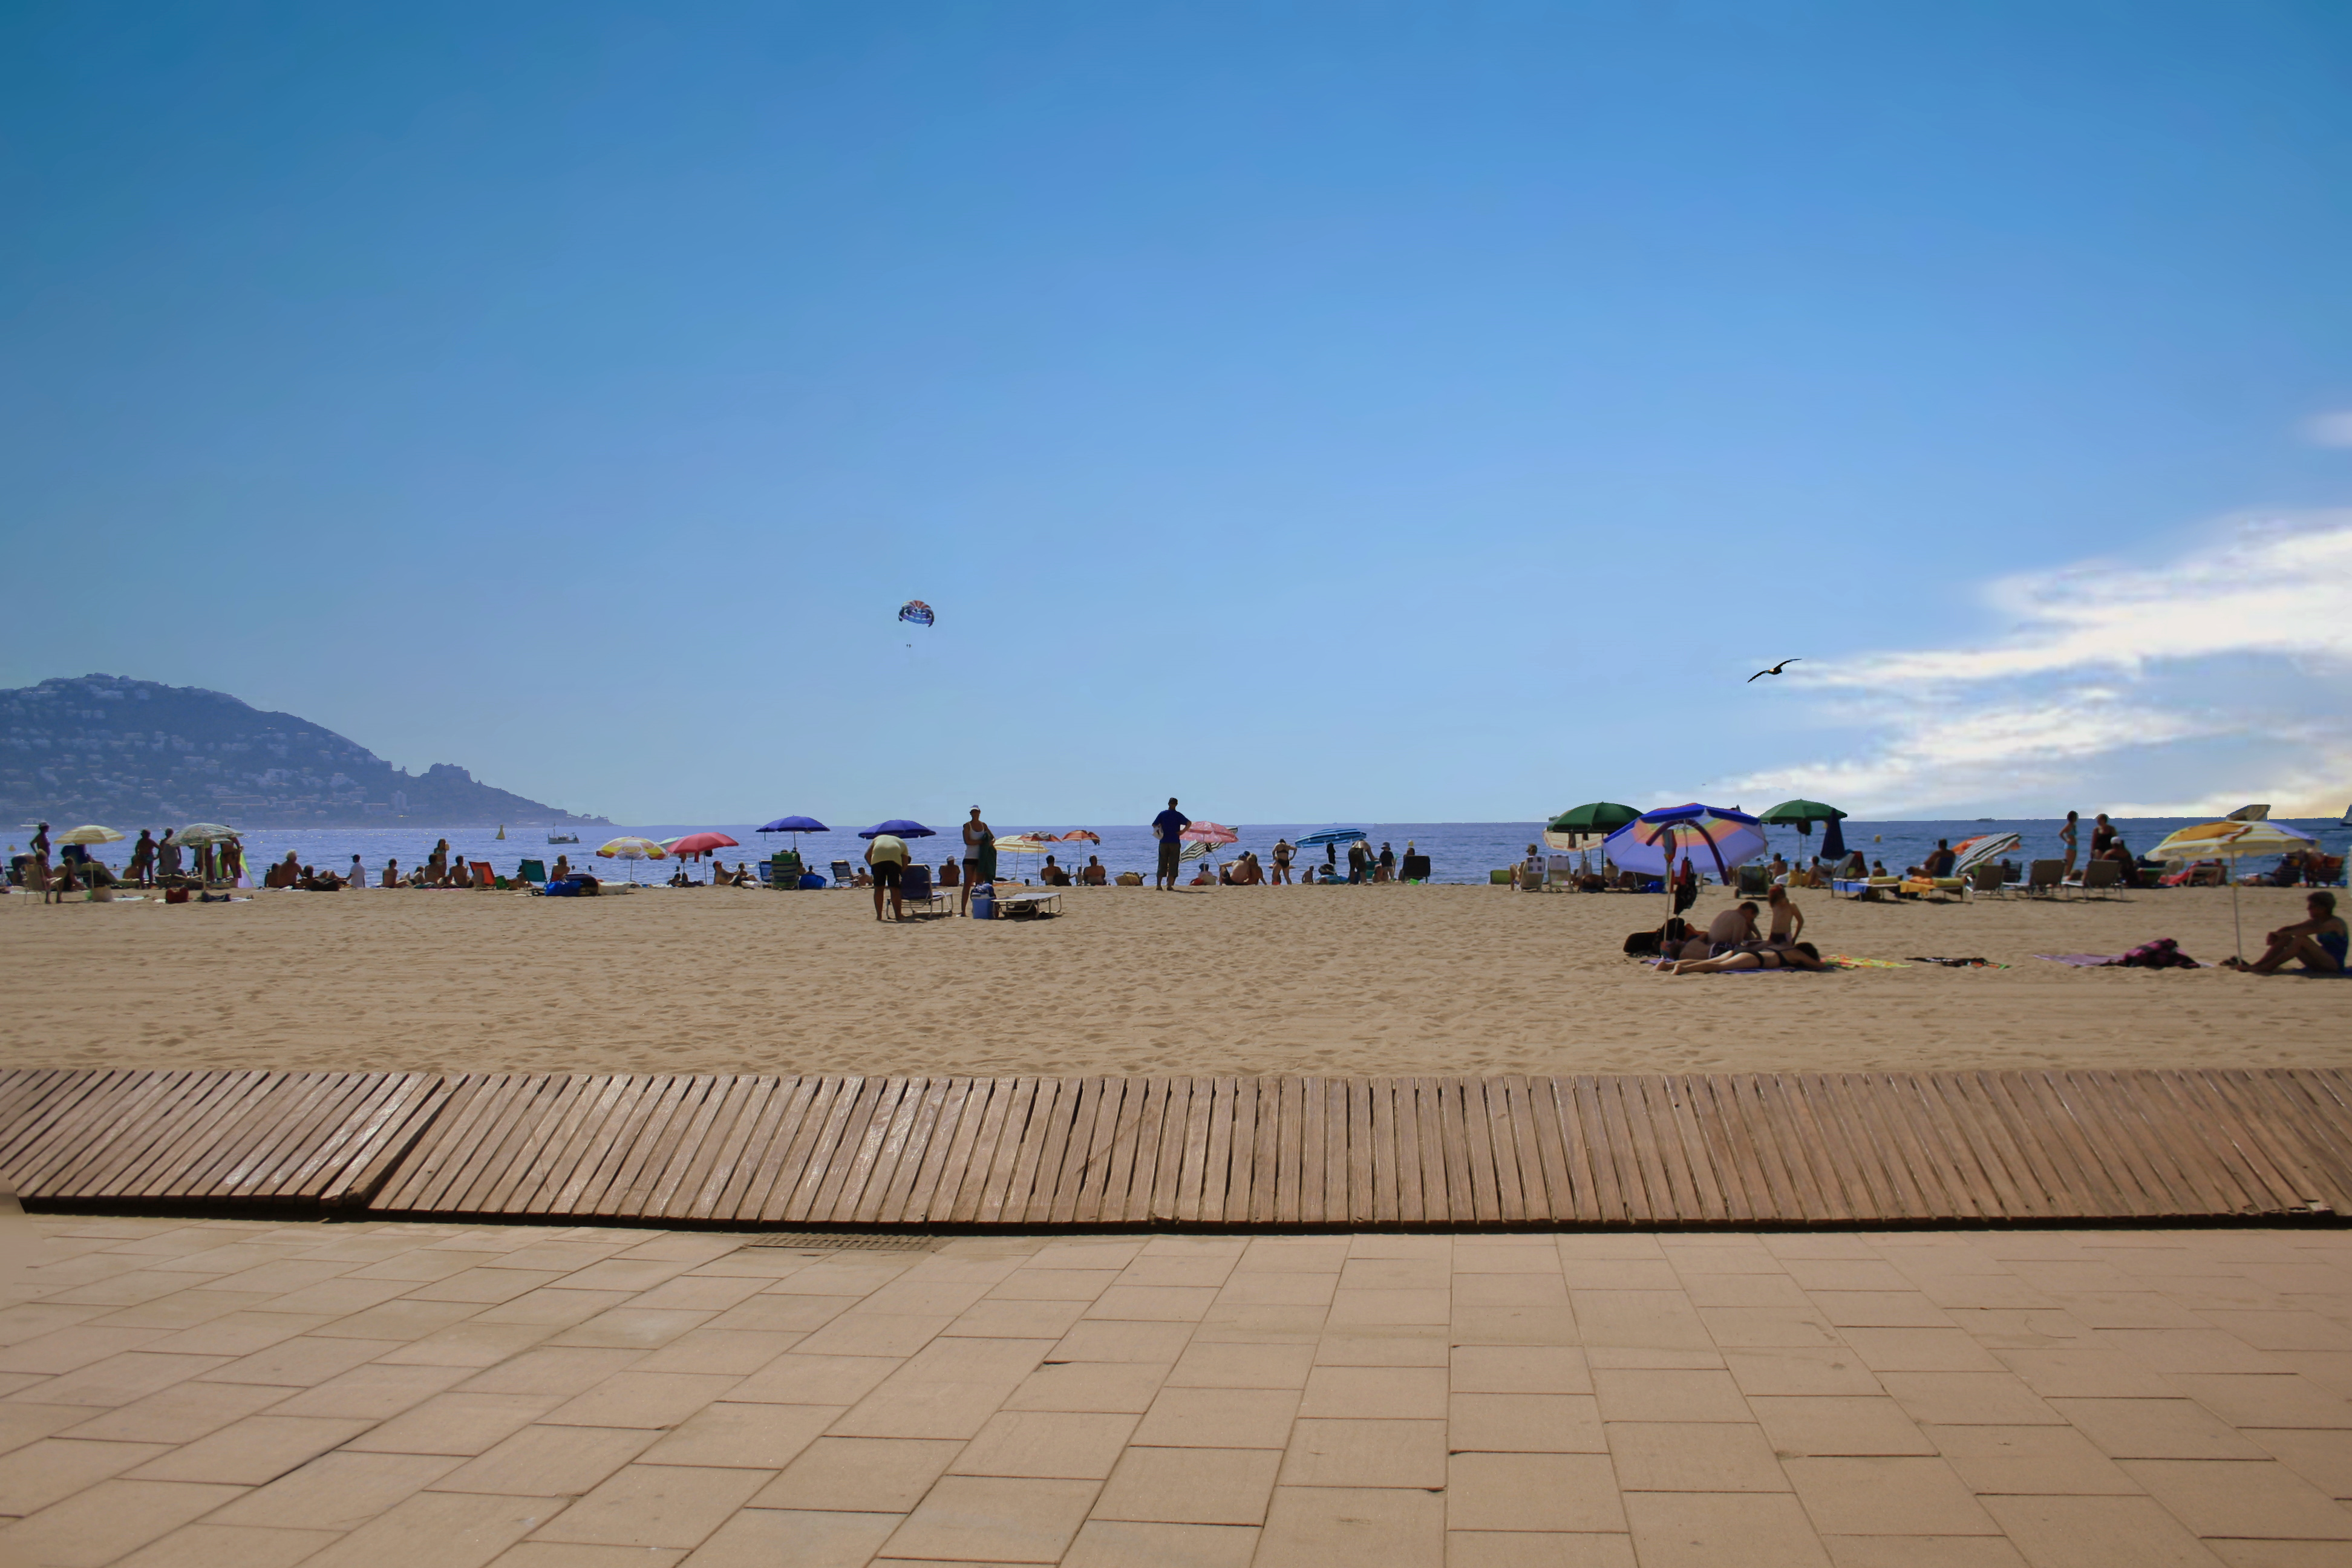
[1713,514,2352,818]
[2306,411,2352,448]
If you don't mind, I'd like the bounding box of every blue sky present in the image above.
[5,1,2350,824]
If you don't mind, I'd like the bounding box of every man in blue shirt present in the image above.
[1152,797,1190,890]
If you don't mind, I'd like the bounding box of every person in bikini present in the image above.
[2225,890,2347,976]
[1662,941,1828,975]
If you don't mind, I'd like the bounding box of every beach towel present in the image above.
[1906,956,2011,969]
[1823,955,1911,969]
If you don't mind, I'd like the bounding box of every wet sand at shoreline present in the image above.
[1,881,2341,1080]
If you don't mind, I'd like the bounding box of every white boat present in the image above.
[547,832,580,844]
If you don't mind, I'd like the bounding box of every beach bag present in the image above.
[543,878,580,897]
[1622,929,1659,956]
[164,887,190,904]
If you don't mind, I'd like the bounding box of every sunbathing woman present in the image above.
[2224,891,2347,976]
[1661,941,1827,976]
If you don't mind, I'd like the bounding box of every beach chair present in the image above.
[516,859,547,884]
[2077,860,2125,900]
[1968,863,2006,898]
[830,859,855,887]
[897,864,947,916]
[469,861,495,888]
[2024,860,2065,898]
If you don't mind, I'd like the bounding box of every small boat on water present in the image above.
[547,832,580,844]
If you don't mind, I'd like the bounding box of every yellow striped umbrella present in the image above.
[596,836,668,884]
[2146,820,2319,961]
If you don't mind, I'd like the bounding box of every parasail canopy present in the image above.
[898,599,935,627]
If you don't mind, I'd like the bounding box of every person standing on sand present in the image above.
[1152,797,1190,890]
[2060,810,2080,874]
[157,829,181,880]
[128,830,155,887]
[2090,813,2116,861]
[961,807,994,915]
[1271,839,1294,884]
[866,829,910,921]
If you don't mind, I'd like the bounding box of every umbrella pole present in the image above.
[2232,874,2243,964]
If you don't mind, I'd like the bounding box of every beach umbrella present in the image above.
[1602,803,1768,916]
[174,823,238,844]
[858,820,935,840]
[668,832,740,861]
[1179,822,1238,848]
[596,835,667,884]
[1547,803,1640,839]
[1821,815,1849,861]
[1759,799,1849,860]
[1950,831,2022,876]
[56,825,125,846]
[2146,819,2320,961]
[1293,828,1368,848]
[757,815,828,844]
[1052,829,1101,843]
[987,833,1058,881]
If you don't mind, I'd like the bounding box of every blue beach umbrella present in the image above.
[858,820,936,840]
[1293,828,1368,848]
[756,815,829,869]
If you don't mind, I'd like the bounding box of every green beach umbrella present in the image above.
[1548,802,1641,834]
[1757,799,1847,826]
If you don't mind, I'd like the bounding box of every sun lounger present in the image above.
[2024,860,2065,898]
[830,859,855,887]
[1968,863,2006,898]
[993,888,1062,918]
[469,861,495,887]
[2075,860,2125,898]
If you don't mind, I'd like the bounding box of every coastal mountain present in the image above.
[0,675,607,829]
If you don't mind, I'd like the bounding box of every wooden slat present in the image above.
[1120,1078,1169,1226]
[1176,1077,1217,1224]
[1297,1075,1325,1225]
[975,1078,1044,1225]
[1200,1079,1237,1226]
[903,1078,977,1225]
[1226,1079,1261,1226]
[945,1078,1019,1225]
[1249,1077,1281,1226]
[1347,1078,1376,1226]
[1149,1077,1191,1224]
[1370,1078,1399,1226]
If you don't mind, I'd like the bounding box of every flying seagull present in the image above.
[1748,658,1801,683]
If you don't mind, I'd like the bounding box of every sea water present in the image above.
[33,817,2347,888]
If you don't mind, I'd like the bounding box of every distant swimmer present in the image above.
[1747,658,1802,682]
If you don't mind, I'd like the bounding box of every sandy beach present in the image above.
[2,881,2340,1080]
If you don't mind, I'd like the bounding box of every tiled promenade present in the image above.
[2,1212,2351,1566]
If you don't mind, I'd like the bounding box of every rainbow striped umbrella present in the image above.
[1601,803,1768,889]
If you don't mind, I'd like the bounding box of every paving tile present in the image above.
[1821,1539,2030,1568]
[1166,1341,1316,1390]
[754,1436,965,1511]
[485,1545,687,1567]
[1569,1292,1714,1351]
[1256,1483,1444,1568]
[1002,1361,1169,1414]
[1978,1494,2231,1567]
[529,1462,769,1547]
[457,1348,647,1397]
[0,1478,247,1568]
[636,1399,842,1469]
[2096,1328,2285,1376]
[630,1329,803,1376]
[210,1450,462,1529]
[1722,1350,1884,1398]
[0,1403,108,1457]
[881,1474,1099,1561]
[0,1436,171,1515]
[1608,1421,1789,1491]
[374,1321,563,1368]
[1924,1423,2141,1495]
[1993,1346,2178,1398]
[1093,1445,1281,1524]
[1452,1345,1591,1395]
[1592,1369,1750,1423]
[1449,1452,1627,1532]
[2166,1374,2352,1430]
[1697,1308,1844,1349]
[344,1392,563,1455]
[126,1413,371,1484]
[546,1308,716,1351]
[622,1275,771,1313]
[1191,1301,1328,1342]
[832,1336,1053,1440]
[477,1290,644,1330]
[787,1312,954,1359]
[86,1292,276,1332]
[1298,1364,1448,1419]
[1682,1272,1815,1309]
[1877,1373,2065,1426]
[1213,1273,1338,1307]
[1312,1327,1449,1366]
[1454,1307,1587,1347]
[19,1351,236,1408]
[1060,1518,1259,1568]
[1233,1240,1350,1274]
[1839,1328,2007,1374]
[405,1268,571,1304]
[1748,1396,1936,1457]
[726,1351,903,1405]
[1621,1491,1831,1568]
[267,1359,474,1419]
[944,1410,1138,1479]
[946,1299,1092,1339]
[2118,1457,2352,1539]
[195,1334,400,1387]
[431,1423,659,1496]
[1047,1320,1195,1363]
[1560,1261,1684,1291]
[2247,1428,2352,1498]
[1338,1258,1451,1290]
[1783,1455,1999,1535]
[1443,1531,1638,1567]
[1449,1393,1606,1452]
[540,1371,741,1429]
[2051,1397,2272,1459]
[1280,1417,1445,1487]
[59,1379,290,1444]
[137,1312,338,1357]
[295,1487,563,1568]
[108,1520,343,1567]
[677,1506,900,1566]
[1131,1387,1296,1448]
[310,1298,488,1342]
[987,1270,1122,1302]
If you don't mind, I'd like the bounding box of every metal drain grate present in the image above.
[735,1232,941,1253]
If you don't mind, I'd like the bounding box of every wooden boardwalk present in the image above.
[3,1067,2350,1227]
